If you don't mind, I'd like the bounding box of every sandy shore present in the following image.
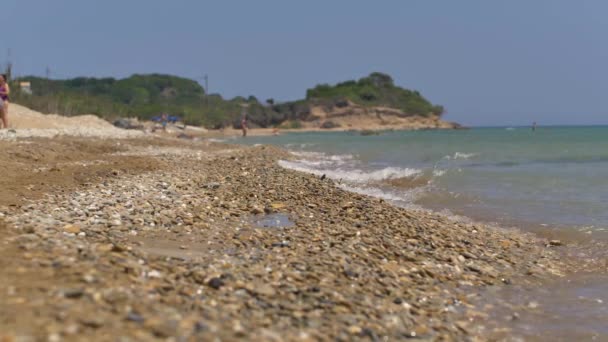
[0,135,568,340]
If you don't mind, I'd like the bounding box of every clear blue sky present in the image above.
[4,1,607,126]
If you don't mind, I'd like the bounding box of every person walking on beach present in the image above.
[241,112,248,137]
[161,113,168,132]
[0,74,10,129]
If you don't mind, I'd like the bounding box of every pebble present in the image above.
[63,224,81,234]
[207,278,225,290]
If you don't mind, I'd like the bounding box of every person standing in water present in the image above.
[0,74,10,129]
[532,121,537,131]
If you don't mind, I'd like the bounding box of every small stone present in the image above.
[347,325,362,334]
[414,325,430,336]
[10,234,39,244]
[251,283,276,296]
[82,274,97,284]
[63,224,80,234]
[270,202,285,209]
[549,240,563,246]
[455,321,470,333]
[63,288,84,299]
[145,318,177,338]
[207,277,224,290]
[63,324,79,335]
[126,312,145,323]
[393,298,403,305]
[79,316,105,328]
[96,243,114,253]
[147,270,162,278]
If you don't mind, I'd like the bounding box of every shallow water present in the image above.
[476,274,608,341]
[251,213,295,229]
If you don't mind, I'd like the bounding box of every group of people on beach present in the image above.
[0,74,9,129]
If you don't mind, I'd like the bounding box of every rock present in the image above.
[96,243,115,253]
[147,270,162,278]
[250,283,276,296]
[144,318,177,338]
[347,325,362,334]
[9,234,39,244]
[63,224,80,234]
[203,182,221,190]
[270,202,285,209]
[549,240,563,246]
[79,316,105,329]
[207,277,225,290]
[63,288,84,299]
[126,312,145,323]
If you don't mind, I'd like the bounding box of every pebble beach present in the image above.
[0,132,571,341]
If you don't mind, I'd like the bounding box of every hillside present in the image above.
[11,72,457,130]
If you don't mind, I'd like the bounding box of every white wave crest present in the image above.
[278,160,421,183]
[444,152,479,160]
[339,184,424,205]
[433,169,446,177]
[285,143,318,149]
[288,151,355,167]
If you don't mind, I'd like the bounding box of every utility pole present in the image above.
[204,74,208,109]
[5,48,12,80]
[196,74,209,125]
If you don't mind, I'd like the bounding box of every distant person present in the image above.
[532,121,537,131]
[241,113,248,137]
[161,113,168,132]
[0,74,10,129]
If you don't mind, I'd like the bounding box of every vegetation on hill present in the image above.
[306,72,444,116]
[11,72,444,128]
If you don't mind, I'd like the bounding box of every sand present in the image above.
[1,104,144,139]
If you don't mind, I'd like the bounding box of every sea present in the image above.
[233,126,608,235]
[230,126,608,339]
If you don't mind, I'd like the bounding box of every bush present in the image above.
[279,120,303,129]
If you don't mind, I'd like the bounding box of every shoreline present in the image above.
[0,135,570,340]
[170,125,463,140]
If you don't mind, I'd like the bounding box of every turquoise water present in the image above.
[232,127,608,235]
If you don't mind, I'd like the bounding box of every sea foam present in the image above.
[278,159,421,183]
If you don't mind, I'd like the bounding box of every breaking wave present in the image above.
[278,159,421,184]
